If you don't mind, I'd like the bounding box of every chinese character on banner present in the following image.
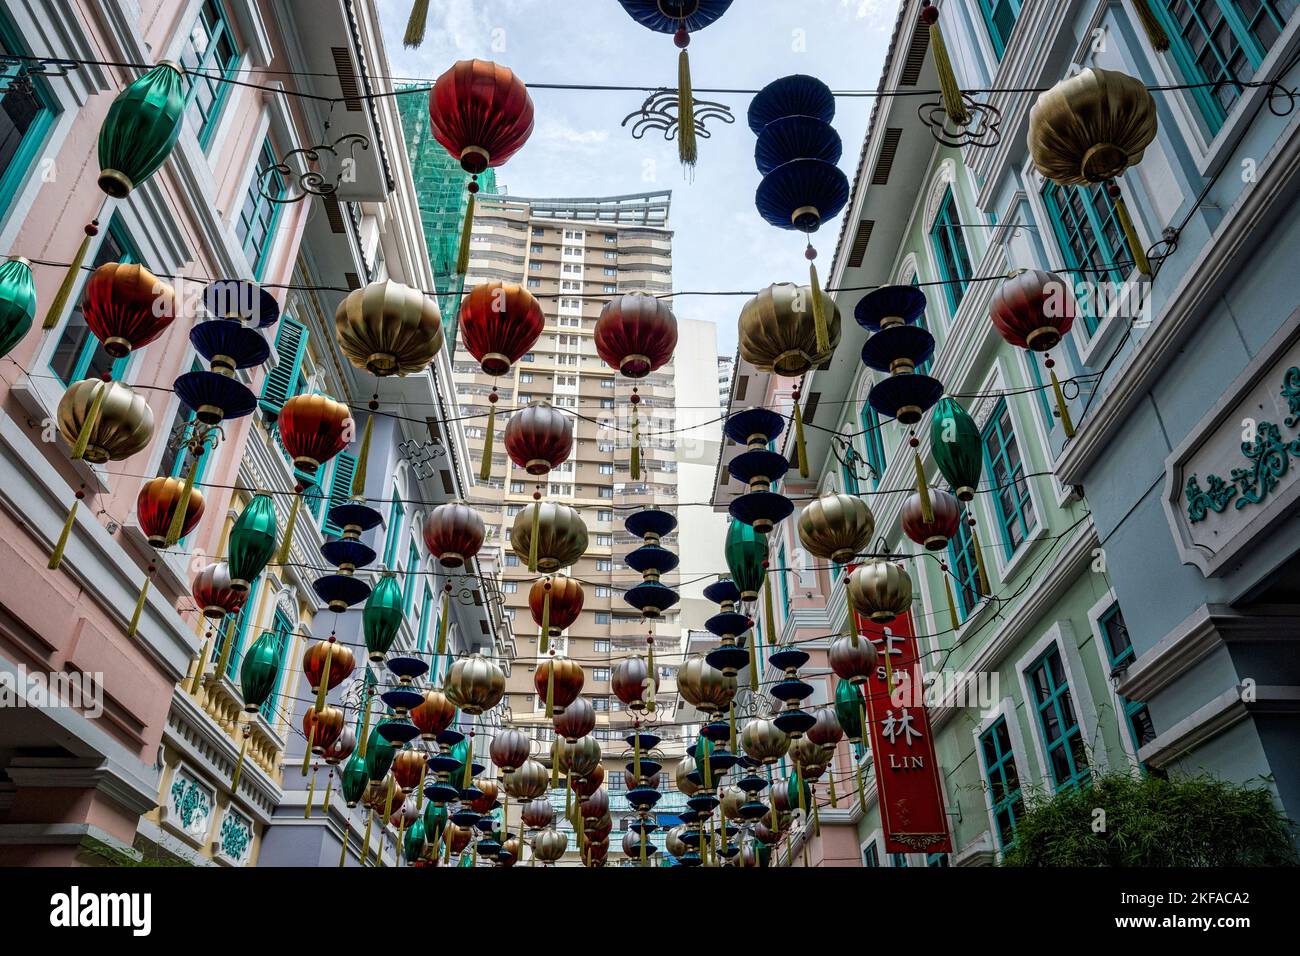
[849,574,951,856]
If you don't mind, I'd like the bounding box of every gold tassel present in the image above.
[792,400,809,479]
[43,220,98,330]
[127,573,150,638]
[550,738,560,788]
[189,635,211,695]
[313,645,332,713]
[363,812,374,866]
[383,773,396,825]
[462,735,473,789]
[926,6,971,127]
[338,825,349,867]
[809,262,830,356]
[811,788,821,838]
[728,701,737,753]
[913,449,933,523]
[677,48,697,167]
[275,492,301,567]
[302,724,315,775]
[404,0,430,48]
[527,499,540,573]
[539,585,551,654]
[231,727,249,792]
[828,767,838,808]
[357,695,373,758]
[1130,0,1170,52]
[164,455,199,546]
[305,767,316,818]
[1111,181,1152,276]
[443,819,451,864]
[435,586,450,660]
[747,627,759,693]
[970,521,991,597]
[944,572,960,631]
[1048,364,1077,439]
[630,404,642,481]
[323,772,333,814]
[351,411,375,497]
[417,762,427,811]
[764,571,777,650]
[456,190,476,275]
[544,657,555,720]
[70,381,108,461]
[213,615,239,686]
[398,821,407,865]
[479,399,495,482]
[564,772,573,817]
[47,498,79,571]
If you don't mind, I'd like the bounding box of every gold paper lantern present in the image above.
[443,653,505,715]
[676,655,737,716]
[503,758,549,800]
[847,559,912,624]
[509,501,588,574]
[532,827,568,864]
[1028,67,1157,185]
[797,493,876,564]
[334,279,444,376]
[557,735,601,781]
[57,379,154,463]
[674,755,700,798]
[738,282,841,377]
[740,717,789,765]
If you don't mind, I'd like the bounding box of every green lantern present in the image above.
[834,679,864,742]
[364,725,397,782]
[403,816,427,862]
[754,840,772,867]
[363,573,404,662]
[929,398,983,502]
[98,61,187,198]
[423,800,449,840]
[238,629,282,713]
[341,752,370,806]
[0,257,35,359]
[695,734,716,790]
[724,519,768,603]
[785,773,812,814]
[228,494,277,592]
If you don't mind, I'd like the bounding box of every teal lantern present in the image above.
[724,519,768,603]
[98,61,187,198]
[364,725,397,782]
[0,257,36,359]
[341,752,370,806]
[403,816,427,862]
[423,800,449,841]
[929,398,983,502]
[363,573,404,662]
[785,772,812,814]
[834,679,864,743]
[238,629,282,714]
[755,840,772,867]
[228,494,277,592]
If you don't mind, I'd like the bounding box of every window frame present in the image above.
[928,187,972,316]
[1026,645,1091,792]
[178,0,242,150]
[236,137,286,279]
[0,10,59,227]
[976,0,1024,59]
[978,714,1026,850]
[981,399,1037,559]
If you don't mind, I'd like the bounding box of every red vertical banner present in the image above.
[851,597,951,855]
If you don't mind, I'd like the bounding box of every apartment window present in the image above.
[593,696,610,711]
[982,400,1036,556]
[599,463,614,475]
[603,267,617,276]
[531,243,543,253]
[510,481,526,494]
[608,771,625,790]
[533,227,544,236]
[1041,181,1127,335]
[521,352,536,362]
[596,559,613,571]
[179,0,240,148]
[383,491,404,568]
[863,843,880,867]
[599,488,613,499]
[502,581,518,593]
[529,261,542,271]
[948,516,981,620]
[49,216,138,385]
[980,716,1025,849]
[595,611,611,624]
[0,12,59,225]
[927,853,950,867]
[505,553,520,567]
[527,278,541,288]
[929,187,972,315]
[1154,1,1298,132]
[236,138,286,278]
[594,639,610,652]
[1099,604,1156,753]
[593,667,610,682]
[604,233,617,244]
[602,284,616,293]
[601,379,615,389]
[890,853,908,867]
[597,510,613,522]
[595,586,613,598]
[604,250,617,259]
[976,0,1023,57]
[1028,645,1090,791]
[858,404,888,487]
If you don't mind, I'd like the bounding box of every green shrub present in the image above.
[1001,772,1298,867]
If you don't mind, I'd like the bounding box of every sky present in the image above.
[377,0,897,357]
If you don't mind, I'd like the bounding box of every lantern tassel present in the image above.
[479,399,495,482]
[1048,364,1077,439]
[764,570,778,651]
[630,404,641,481]
[544,657,555,720]
[383,774,396,827]
[305,767,316,818]
[462,736,474,790]
[456,191,476,275]
[913,449,933,523]
[274,492,301,567]
[313,646,332,713]
[1111,181,1152,276]
[212,615,238,687]
[539,585,551,654]
[828,766,838,807]
[164,455,198,546]
[926,6,971,127]
[550,738,560,788]
[970,521,991,597]
[47,498,79,571]
[792,399,809,479]
[231,728,249,792]
[404,0,430,48]
[351,411,375,498]
[189,635,211,695]
[127,572,150,638]
[363,812,374,867]
[944,571,961,631]
[416,762,427,811]
[301,724,315,775]
[70,381,108,461]
[728,700,737,753]
[357,696,373,758]
[43,219,99,330]
[527,498,541,573]
[435,585,450,660]
[809,261,830,356]
[323,771,333,814]
[1130,0,1170,52]
[677,47,697,168]
[811,787,821,838]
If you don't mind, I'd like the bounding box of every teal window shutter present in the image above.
[418,585,433,653]
[296,468,324,520]
[259,608,292,723]
[260,317,307,414]
[322,453,357,535]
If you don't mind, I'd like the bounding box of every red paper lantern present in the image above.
[411,689,458,741]
[573,763,604,798]
[990,269,1077,352]
[392,749,427,791]
[459,282,545,377]
[302,705,345,756]
[83,262,176,358]
[529,577,584,633]
[900,488,962,551]
[534,655,584,713]
[277,393,352,475]
[428,60,535,174]
[423,502,485,569]
[302,639,356,694]
[594,294,678,378]
[136,476,204,548]
[505,401,573,476]
[554,695,595,743]
[191,561,246,619]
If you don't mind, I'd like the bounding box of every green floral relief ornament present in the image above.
[239,629,282,713]
[341,752,370,806]
[364,725,397,782]
[97,61,186,198]
[219,812,252,863]
[929,397,982,500]
[228,494,278,591]
[0,257,36,360]
[724,519,768,602]
[363,573,404,661]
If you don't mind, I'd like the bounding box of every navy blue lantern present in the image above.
[377,656,427,746]
[173,368,258,426]
[858,285,944,426]
[703,579,752,676]
[724,408,794,534]
[189,320,271,374]
[313,501,383,613]
[769,647,818,737]
[854,284,927,332]
[755,115,843,176]
[624,508,680,619]
[203,279,281,328]
[747,74,835,133]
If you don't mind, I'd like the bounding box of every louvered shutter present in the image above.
[259,317,307,414]
[322,453,357,535]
